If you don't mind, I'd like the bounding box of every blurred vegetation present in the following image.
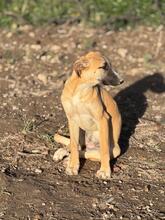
[0,0,164,29]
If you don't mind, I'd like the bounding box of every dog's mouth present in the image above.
[102,80,124,86]
[102,76,124,86]
[100,68,124,86]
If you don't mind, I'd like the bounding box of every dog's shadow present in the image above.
[115,72,165,156]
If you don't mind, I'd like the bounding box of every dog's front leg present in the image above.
[66,119,80,175]
[96,113,111,179]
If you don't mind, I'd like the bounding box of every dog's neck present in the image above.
[64,72,101,96]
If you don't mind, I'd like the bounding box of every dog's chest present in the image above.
[63,88,97,131]
[73,95,96,129]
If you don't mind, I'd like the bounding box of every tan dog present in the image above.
[54,51,123,179]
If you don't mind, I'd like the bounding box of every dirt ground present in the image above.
[0,24,165,220]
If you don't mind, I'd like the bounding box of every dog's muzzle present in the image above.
[102,70,124,86]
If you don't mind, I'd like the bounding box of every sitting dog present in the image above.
[54,51,123,179]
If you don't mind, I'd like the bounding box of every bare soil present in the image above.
[0,24,165,220]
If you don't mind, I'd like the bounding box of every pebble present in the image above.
[12,106,18,110]
[33,213,43,220]
[4,67,9,72]
[92,203,97,208]
[102,44,107,49]
[102,213,109,219]
[144,184,151,192]
[103,181,107,185]
[117,48,128,58]
[0,212,5,217]
[50,70,58,76]
[35,168,42,174]
[19,25,32,32]
[40,55,52,61]
[50,56,60,64]
[50,45,61,52]
[29,32,35,38]
[37,73,48,84]
[31,44,41,50]
[6,32,12,38]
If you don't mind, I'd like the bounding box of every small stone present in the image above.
[92,203,97,208]
[0,212,5,217]
[12,106,18,110]
[102,44,107,49]
[128,55,136,62]
[31,149,41,154]
[37,74,48,84]
[40,55,47,61]
[33,213,43,220]
[144,184,151,192]
[102,213,109,219]
[19,25,32,32]
[35,168,42,174]
[117,48,128,58]
[40,54,51,61]
[46,55,52,60]
[106,196,114,204]
[50,57,60,64]
[31,44,41,50]
[50,71,58,76]
[50,45,60,52]
[6,32,12,38]
[29,32,35,38]
[4,67,9,72]
[137,58,144,63]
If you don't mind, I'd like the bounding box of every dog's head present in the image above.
[73,51,123,86]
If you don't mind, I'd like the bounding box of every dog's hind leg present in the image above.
[54,134,70,146]
[80,150,100,161]
[53,134,70,162]
[54,133,101,161]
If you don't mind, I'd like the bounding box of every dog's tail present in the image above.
[54,134,70,146]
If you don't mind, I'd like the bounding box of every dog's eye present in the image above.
[99,62,108,70]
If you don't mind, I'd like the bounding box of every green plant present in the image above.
[38,133,55,145]
[144,53,153,63]
[22,118,36,134]
[0,0,164,28]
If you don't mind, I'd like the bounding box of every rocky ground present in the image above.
[0,24,165,220]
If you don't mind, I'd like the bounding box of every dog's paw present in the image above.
[66,166,79,175]
[96,168,111,179]
[65,158,79,175]
[53,148,69,162]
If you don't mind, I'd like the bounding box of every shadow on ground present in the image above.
[115,72,165,155]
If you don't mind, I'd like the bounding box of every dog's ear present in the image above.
[73,57,89,77]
